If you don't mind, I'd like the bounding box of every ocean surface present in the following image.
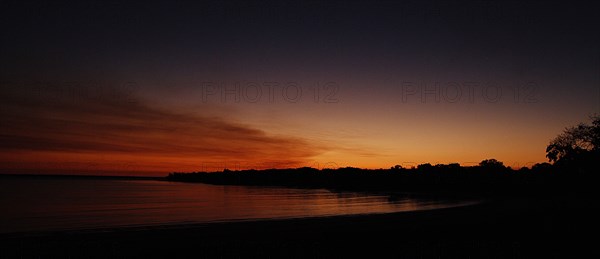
[0,177,476,234]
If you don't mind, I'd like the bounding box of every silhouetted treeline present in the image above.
[167,160,598,196]
[168,116,600,196]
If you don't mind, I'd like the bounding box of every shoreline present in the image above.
[2,197,597,258]
[0,200,483,238]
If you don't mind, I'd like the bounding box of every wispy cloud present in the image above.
[0,82,325,175]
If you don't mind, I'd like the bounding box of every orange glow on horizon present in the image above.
[0,83,587,176]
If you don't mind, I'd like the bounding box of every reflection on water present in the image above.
[0,177,475,233]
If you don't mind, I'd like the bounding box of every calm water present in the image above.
[0,177,476,234]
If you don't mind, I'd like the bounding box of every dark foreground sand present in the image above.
[1,196,598,258]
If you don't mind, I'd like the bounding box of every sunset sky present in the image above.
[1,0,598,176]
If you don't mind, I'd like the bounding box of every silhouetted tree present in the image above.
[479,159,505,169]
[546,115,600,171]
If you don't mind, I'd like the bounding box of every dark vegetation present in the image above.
[168,115,600,197]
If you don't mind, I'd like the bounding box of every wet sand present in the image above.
[1,196,598,258]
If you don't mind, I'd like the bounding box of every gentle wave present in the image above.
[0,177,478,234]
